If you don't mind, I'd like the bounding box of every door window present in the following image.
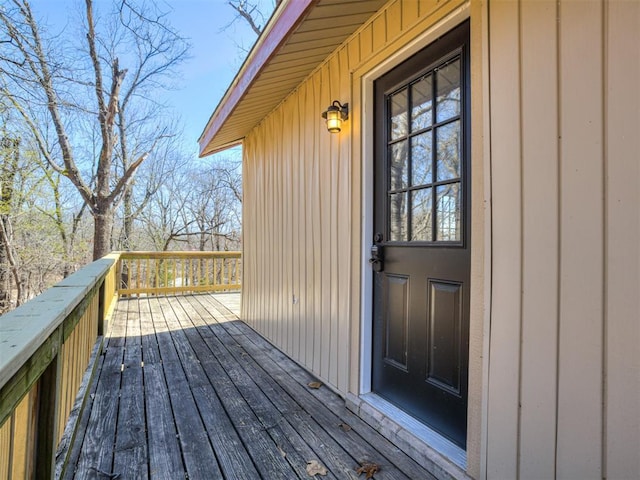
[386,57,463,244]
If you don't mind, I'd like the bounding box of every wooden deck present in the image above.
[61,293,436,479]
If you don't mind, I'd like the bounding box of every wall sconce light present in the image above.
[322,100,349,133]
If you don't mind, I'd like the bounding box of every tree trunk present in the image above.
[93,209,113,260]
[122,185,133,250]
[0,137,19,311]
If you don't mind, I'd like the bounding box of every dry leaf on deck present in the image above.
[307,381,323,389]
[277,445,287,458]
[338,422,352,432]
[306,460,328,476]
[356,462,380,479]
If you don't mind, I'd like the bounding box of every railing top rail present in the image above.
[118,251,241,259]
[0,255,117,390]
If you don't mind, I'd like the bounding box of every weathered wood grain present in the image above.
[194,295,415,480]
[138,296,185,480]
[150,298,223,480]
[66,293,436,480]
[72,305,126,479]
[174,296,311,480]
[112,299,148,479]
[203,294,436,480]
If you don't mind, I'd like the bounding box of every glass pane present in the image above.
[390,88,408,140]
[411,188,433,241]
[389,141,408,190]
[411,132,432,186]
[436,121,461,181]
[389,192,408,241]
[436,183,461,241]
[411,75,433,131]
[436,59,460,123]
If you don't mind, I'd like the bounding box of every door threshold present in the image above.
[346,393,471,480]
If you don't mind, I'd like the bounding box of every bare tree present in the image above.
[227,1,265,35]
[0,0,189,259]
[0,136,23,308]
[136,158,241,252]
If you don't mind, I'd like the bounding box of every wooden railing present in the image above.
[0,251,240,478]
[0,254,119,478]
[118,251,242,296]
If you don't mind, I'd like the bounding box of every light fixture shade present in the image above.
[322,101,349,133]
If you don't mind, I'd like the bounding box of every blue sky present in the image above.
[30,0,275,159]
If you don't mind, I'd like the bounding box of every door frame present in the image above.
[356,5,486,469]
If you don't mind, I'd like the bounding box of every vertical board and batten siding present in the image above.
[241,0,639,477]
[486,1,639,478]
[242,0,464,395]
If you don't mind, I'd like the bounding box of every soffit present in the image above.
[198,0,387,156]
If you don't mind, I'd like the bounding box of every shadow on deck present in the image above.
[62,293,435,480]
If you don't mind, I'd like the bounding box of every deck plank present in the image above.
[202,294,437,480]
[151,297,223,479]
[193,295,415,480]
[72,303,126,479]
[113,299,148,479]
[66,293,436,480]
[174,295,332,480]
[165,296,297,479]
[141,297,185,479]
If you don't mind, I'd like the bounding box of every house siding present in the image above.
[242,0,466,395]
[486,1,639,478]
[240,0,639,478]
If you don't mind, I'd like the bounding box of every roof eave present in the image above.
[198,0,318,157]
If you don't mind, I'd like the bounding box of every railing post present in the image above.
[98,279,106,337]
[35,331,62,478]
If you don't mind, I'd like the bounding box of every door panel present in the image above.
[384,274,409,370]
[372,21,470,449]
[427,279,463,394]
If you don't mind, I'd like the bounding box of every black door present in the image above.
[371,21,470,449]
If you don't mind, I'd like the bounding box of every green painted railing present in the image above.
[0,250,241,478]
[0,254,119,478]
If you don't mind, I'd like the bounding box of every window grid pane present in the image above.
[389,192,408,241]
[411,188,433,241]
[387,54,462,244]
[390,88,408,140]
[411,74,433,131]
[436,59,461,123]
[411,132,432,187]
[389,141,409,191]
[436,121,461,182]
[436,183,461,241]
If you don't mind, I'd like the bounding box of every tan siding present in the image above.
[402,0,417,31]
[605,2,640,477]
[242,0,468,396]
[486,0,639,478]
[486,1,522,478]
[239,0,639,476]
[557,3,604,476]
[337,47,351,394]
[519,1,559,478]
